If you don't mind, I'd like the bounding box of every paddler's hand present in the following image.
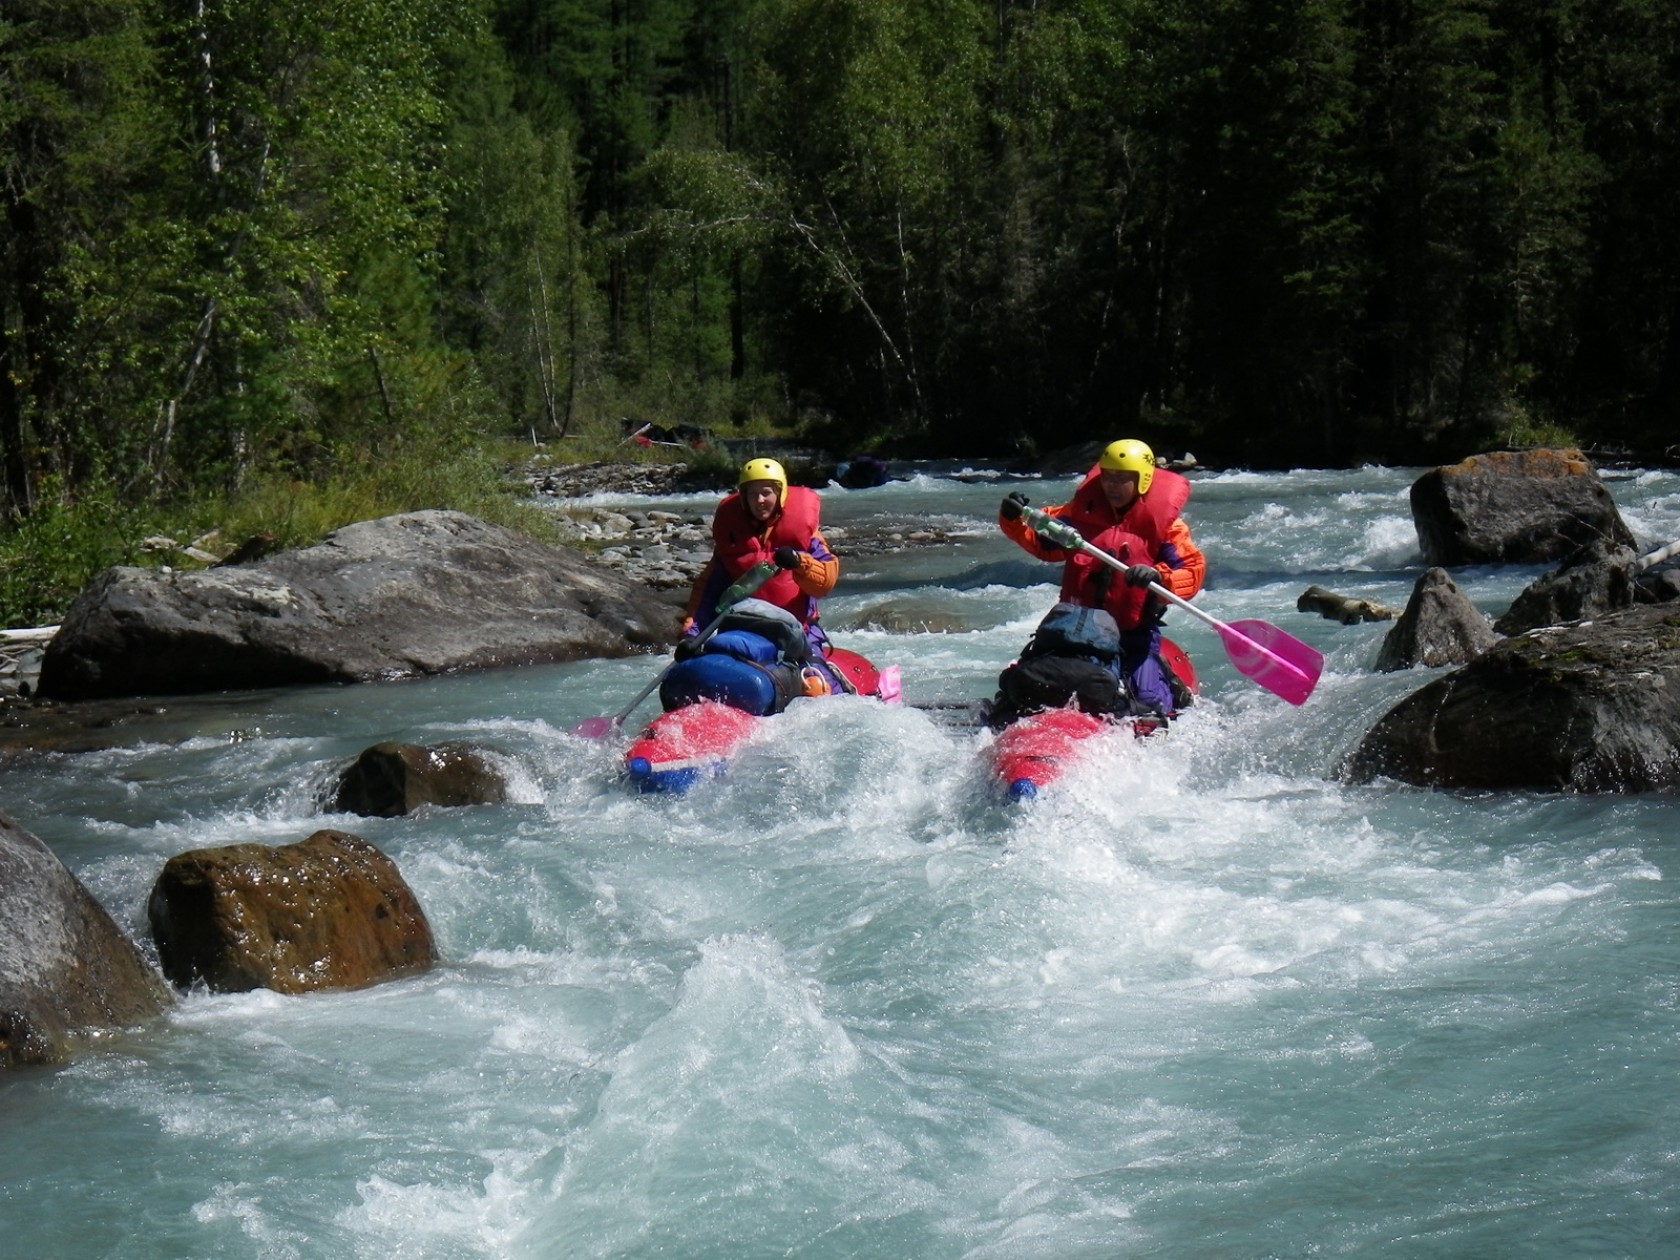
[772,547,801,570]
[1124,564,1161,589]
[674,634,703,661]
[1000,491,1029,521]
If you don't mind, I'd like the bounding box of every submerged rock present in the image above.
[1409,448,1635,566]
[39,510,671,701]
[833,455,891,488]
[2,811,172,1068]
[330,741,510,817]
[1345,603,1680,792]
[147,829,436,995]
[1374,568,1499,672]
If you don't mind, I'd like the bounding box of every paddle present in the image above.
[571,561,779,739]
[1019,507,1323,706]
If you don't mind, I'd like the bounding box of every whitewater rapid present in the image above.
[3,463,1678,1258]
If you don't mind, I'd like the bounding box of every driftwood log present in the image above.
[1638,539,1680,572]
[1296,585,1400,624]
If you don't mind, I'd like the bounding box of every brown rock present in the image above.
[330,741,509,817]
[148,830,436,994]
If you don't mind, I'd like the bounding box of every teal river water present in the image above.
[4,465,1680,1258]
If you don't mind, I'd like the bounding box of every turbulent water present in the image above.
[4,464,1680,1259]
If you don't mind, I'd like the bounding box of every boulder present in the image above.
[1642,565,1680,603]
[834,455,890,489]
[1409,448,1635,565]
[38,510,672,701]
[2,811,172,1068]
[330,741,509,817]
[1344,603,1680,792]
[1493,541,1640,636]
[214,532,279,566]
[1373,568,1499,672]
[147,829,436,994]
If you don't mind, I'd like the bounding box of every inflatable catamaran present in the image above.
[575,560,898,793]
[623,597,898,792]
[979,597,1199,802]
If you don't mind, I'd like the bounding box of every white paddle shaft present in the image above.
[1022,507,1312,686]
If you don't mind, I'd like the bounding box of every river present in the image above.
[3,462,1679,1257]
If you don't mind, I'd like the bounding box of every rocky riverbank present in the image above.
[522,459,968,595]
[0,460,962,728]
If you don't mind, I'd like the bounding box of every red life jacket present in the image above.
[1057,466,1191,629]
[711,485,823,623]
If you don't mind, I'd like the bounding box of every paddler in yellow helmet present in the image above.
[679,457,840,665]
[999,438,1205,714]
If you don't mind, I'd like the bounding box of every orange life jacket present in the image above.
[1057,466,1191,630]
[711,485,823,623]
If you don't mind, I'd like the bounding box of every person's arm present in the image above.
[779,531,839,599]
[999,500,1073,561]
[681,558,726,632]
[1151,519,1205,600]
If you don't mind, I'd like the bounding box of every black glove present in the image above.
[1125,564,1160,590]
[772,546,801,570]
[674,635,703,661]
[1000,491,1030,521]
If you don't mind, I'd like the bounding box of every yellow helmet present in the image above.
[738,457,788,505]
[1098,439,1156,495]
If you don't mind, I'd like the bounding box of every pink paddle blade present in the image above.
[1215,619,1324,706]
[571,715,620,740]
[876,665,902,704]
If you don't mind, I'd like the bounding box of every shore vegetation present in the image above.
[6,0,1677,623]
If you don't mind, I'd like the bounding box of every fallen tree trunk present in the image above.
[1296,585,1400,624]
[1637,539,1680,572]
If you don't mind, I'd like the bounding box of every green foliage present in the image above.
[0,479,163,627]
[4,0,1680,609]
[1500,415,1579,452]
[201,431,534,553]
[0,431,551,627]
[1,0,174,502]
[1,0,469,515]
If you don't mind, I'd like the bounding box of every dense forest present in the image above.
[5,0,1679,524]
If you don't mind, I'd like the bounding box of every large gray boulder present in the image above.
[1373,568,1499,672]
[1344,603,1680,792]
[1494,540,1641,636]
[2,812,172,1068]
[39,510,671,700]
[1409,448,1635,566]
